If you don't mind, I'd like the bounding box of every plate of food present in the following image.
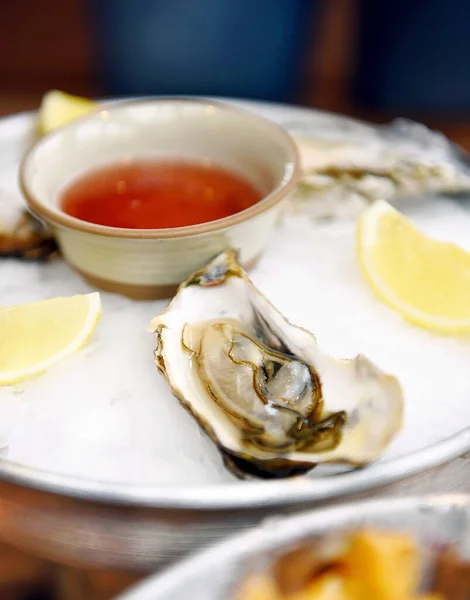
[0,92,470,570]
[117,494,470,600]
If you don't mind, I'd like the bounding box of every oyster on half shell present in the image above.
[291,118,470,220]
[0,191,57,261]
[149,250,403,478]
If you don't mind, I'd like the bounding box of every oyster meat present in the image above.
[149,250,403,478]
[291,118,470,219]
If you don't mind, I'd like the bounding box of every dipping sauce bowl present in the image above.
[20,98,300,299]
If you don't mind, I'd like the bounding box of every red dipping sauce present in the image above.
[60,160,262,229]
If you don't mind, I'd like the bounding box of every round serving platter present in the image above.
[0,99,469,571]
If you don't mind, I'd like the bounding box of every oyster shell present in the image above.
[290,118,470,220]
[149,250,403,478]
[0,191,57,261]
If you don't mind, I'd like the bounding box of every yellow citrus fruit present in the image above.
[0,293,101,385]
[357,200,470,333]
[37,90,97,135]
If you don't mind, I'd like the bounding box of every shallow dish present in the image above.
[118,494,470,599]
[19,98,299,299]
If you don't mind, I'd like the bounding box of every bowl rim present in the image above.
[19,96,300,240]
[116,494,470,599]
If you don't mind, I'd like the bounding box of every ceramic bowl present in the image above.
[19,98,300,299]
[117,494,470,600]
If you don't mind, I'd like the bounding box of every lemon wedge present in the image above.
[0,293,102,385]
[37,90,97,136]
[357,200,470,333]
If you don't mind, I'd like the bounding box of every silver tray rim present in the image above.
[0,101,469,509]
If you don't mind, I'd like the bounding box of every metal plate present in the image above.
[118,494,470,599]
[1,100,470,507]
